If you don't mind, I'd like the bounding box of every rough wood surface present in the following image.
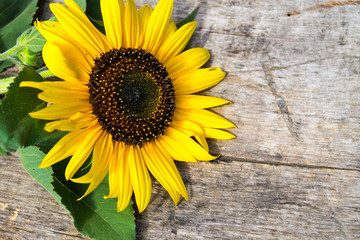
[1,0,360,239]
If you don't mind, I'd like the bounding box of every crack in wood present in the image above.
[261,62,299,139]
[288,0,360,16]
[267,58,330,71]
[217,155,360,172]
[12,225,34,233]
[325,192,349,239]
[49,229,85,238]
[203,29,266,38]
[345,55,360,59]
[168,209,178,236]
[236,58,331,73]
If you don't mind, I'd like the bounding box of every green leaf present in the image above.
[0,62,13,74]
[0,66,58,152]
[0,20,49,70]
[176,7,199,29]
[0,145,6,156]
[86,0,104,33]
[73,0,87,12]
[86,0,102,22]
[0,0,38,49]
[19,146,136,240]
[53,170,135,240]
[0,0,39,72]
[19,146,62,202]
[16,26,46,53]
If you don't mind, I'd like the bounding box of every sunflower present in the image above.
[20,0,235,213]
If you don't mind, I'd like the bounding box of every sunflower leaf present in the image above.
[0,0,38,72]
[20,145,135,239]
[19,146,62,202]
[176,7,199,29]
[73,0,87,11]
[51,159,135,240]
[86,0,105,33]
[86,0,102,21]
[0,66,60,152]
[19,146,133,239]
[15,26,46,53]
[0,145,6,156]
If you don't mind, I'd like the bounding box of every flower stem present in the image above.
[0,45,22,62]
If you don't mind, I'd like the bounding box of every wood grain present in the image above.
[1,0,359,239]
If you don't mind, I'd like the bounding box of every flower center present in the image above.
[88,48,175,146]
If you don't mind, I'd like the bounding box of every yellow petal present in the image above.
[204,128,236,139]
[36,20,67,40]
[42,42,90,84]
[176,95,231,109]
[166,127,217,161]
[138,5,153,35]
[76,170,108,200]
[39,125,101,168]
[166,48,210,79]
[142,0,173,54]
[45,112,97,132]
[20,80,87,92]
[29,101,91,120]
[146,142,188,199]
[105,142,122,198]
[38,88,88,104]
[72,133,112,182]
[124,0,142,48]
[175,108,236,129]
[114,145,133,212]
[154,140,189,200]
[173,67,226,94]
[128,145,152,213]
[35,20,97,61]
[51,1,110,54]
[157,21,197,63]
[44,119,75,132]
[101,0,124,49]
[142,143,188,203]
[171,120,208,152]
[65,126,103,180]
[72,133,113,199]
[162,19,177,42]
[157,134,197,162]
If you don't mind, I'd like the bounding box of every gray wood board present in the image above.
[1,0,359,239]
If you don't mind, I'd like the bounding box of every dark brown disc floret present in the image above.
[88,48,175,146]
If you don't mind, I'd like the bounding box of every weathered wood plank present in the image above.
[183,0,360,170]
[0,154,86,240]
[136,159,360,239]
[0,0,359,239]
[1,154,359,239]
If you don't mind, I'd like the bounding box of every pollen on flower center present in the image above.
[88,48,175,145]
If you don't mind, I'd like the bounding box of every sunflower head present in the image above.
[88,48,175,146]
[20,0,236,213]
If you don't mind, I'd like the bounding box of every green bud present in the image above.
[17,48,44,68]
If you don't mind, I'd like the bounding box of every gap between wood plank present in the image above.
[216,155,360,172]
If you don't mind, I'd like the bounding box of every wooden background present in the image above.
[1,0,360,239]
